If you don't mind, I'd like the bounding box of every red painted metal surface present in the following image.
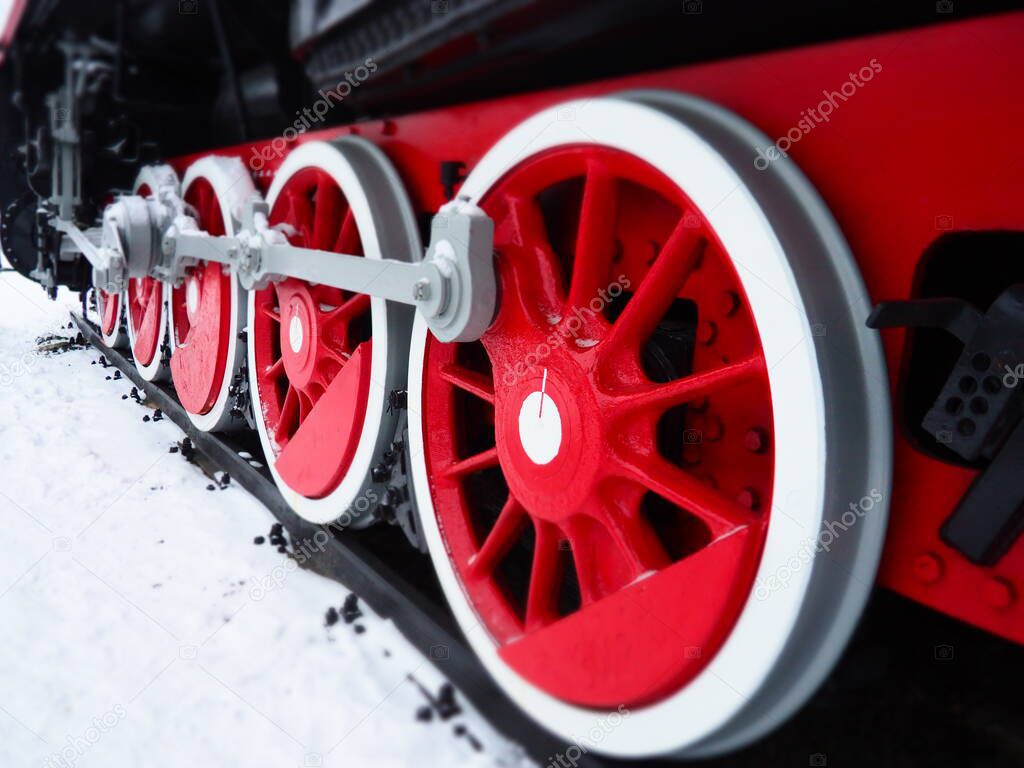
[98,289,119,336]
[169,178,233,416]
[127,277,162,366]
[250,167,372,497]
[420,145,773,705]
[169,13,1024,645]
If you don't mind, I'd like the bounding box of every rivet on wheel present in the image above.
[646,240,660,267]
[720,291,740,317]
[696,472,719,489]
[697,320,717,346]
[737,487,760,510]
[983,577,1015,610]
[744,427,768,454]
[912,552,943,584]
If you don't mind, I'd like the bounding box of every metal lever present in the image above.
[867,286,1024,564]
[169,197,495,343]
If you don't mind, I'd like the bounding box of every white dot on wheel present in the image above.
[289,314,304,354]
[518,391,562,465]
[186,278,200,315]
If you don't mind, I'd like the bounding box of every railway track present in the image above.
[70,311,627,768]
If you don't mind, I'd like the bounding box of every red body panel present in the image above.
[171,12,1024,645]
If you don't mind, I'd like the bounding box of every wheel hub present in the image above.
[278,285,335,390]
[517,385,561,465]
[497,359,604,523]
[288,311,305,354]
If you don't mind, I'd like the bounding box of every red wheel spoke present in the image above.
[278,384,301,440]
[297,388,314,421]
[334,208,361,255]
[438,363,495,404]
[568,160,618,310]
[280,382,299,428]
[442,446,499,479]
[602,216,705,358]
[265,356,286,380]
[469,497,528,578]
[321,344,351,367]
[311,175,342,250]
[601,500,670,579]
[562,518,604,606]
[284,189,313,241]
[613,355,765,415]
[615,452,758,537]
[525,520,563,631]
[193,182,211,223]
[501,195,565,319]
[323,293,370,326]
[259,301,281,322]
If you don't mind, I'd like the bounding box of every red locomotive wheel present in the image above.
[169,158,254,431]
[126,273,164,367]
[248,138,420,524]
[173,179,230,416]
[409,94,891,758]
[124,172,173,381]
[419,145,774,708]
[98,289,119,336]
[96,287,125,348]
[252,166,372,498]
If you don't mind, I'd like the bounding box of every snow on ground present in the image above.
[0,271,535,768]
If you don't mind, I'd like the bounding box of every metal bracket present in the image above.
[868,285,1024,564]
